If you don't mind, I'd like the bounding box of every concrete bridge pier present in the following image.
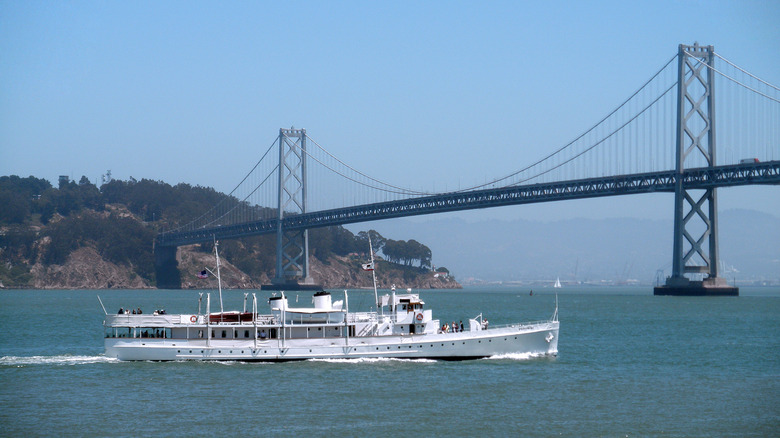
[154,245,181,289]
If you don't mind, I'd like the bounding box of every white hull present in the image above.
[105,322,558,361]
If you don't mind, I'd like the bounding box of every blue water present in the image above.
[1,287,778,437]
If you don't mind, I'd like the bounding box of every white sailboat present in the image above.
[554,277,562,288]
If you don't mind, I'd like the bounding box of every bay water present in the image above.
[1,287,778,437]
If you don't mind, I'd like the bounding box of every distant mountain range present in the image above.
[347,209,780,285]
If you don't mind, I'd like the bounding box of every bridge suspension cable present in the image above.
[684,50,780,104]
[510,81,678,186]
[164,139,279,234]
[302,135,431,196]
[714,53,780,92]
[455,54,680,192]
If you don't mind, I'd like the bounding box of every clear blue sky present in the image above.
[2,0,778,221]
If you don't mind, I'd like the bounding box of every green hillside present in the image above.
[0,175,455,289]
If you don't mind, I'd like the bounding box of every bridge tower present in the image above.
[267,127,320,290]
[655,43,738,296]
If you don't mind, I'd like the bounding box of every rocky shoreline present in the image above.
[9,245,461,290]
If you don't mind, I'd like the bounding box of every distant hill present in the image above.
[347,209,780,285]
[0,175,459,289]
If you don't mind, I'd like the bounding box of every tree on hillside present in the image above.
[356,230,386,253]
[381,238,432,269]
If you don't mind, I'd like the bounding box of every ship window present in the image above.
[222,330,226,338]
[244,330,249,338]
[212,330,215,337]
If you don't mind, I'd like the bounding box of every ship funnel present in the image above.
[269,296,288,310]
[313,291,332,310]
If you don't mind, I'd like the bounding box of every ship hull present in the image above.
[105,322,558,361]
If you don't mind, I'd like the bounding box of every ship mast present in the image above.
[369,235,379,310]
[204,238,225,313]
[215,239,224,313]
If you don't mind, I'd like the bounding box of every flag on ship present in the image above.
[197,270,209,279]
[361,262,374,271]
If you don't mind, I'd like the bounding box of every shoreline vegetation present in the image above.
[0,175,460,290]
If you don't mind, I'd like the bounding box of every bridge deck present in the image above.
[156,161,780,247]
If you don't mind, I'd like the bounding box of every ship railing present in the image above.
[347,312,377,323]
[253,315,277,325]
[478,320,558,332]
[104,314,179,326]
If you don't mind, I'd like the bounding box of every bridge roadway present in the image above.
[156,161,780,247]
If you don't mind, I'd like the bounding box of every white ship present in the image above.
[101,241,559,361]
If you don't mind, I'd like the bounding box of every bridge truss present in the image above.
[156,160,780,247]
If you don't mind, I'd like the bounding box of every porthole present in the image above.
[177,350,181,353]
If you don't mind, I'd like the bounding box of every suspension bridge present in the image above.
[154,43,780,295]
